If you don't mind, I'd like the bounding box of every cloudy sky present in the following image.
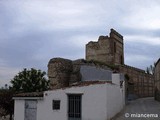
[0,0,160,87]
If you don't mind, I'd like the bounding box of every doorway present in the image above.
[24,100,37,120]
[68,94,82,120]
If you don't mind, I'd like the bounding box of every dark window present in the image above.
[68,94,82,119]
[53,100,60,110]
[114,42,116,53]
[120,55,123,64]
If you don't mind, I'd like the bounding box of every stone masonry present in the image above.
[86,29,124,65]
[48,28,154,98]
[86,29,154,98]
[48,58,87,89]
[119,65,154,97]
[154,59,160,100]
[48,58,112,89]
[48,58,73,89]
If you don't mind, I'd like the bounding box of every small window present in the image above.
[114,42,116,53]
[53,100,60,110]
[120,55,123,64]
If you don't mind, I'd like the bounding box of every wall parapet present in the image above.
[110,28,123,39]
[120,64,145,73]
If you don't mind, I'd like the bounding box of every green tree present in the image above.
[10,68,49,93]
[146,63,156,75]
[0,89,14,120]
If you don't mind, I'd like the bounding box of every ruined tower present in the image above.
[48,58,73,89]
[86,29,124,65]
[48,58,82,89]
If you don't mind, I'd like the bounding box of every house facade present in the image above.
[13,73,125,120]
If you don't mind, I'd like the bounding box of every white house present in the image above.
[13,73,125,120]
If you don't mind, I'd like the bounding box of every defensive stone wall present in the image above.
[154,58,160,101]
[155,59,160,90]
[118,65,154,97]
[48,28,155,98]
[48,58,154,97]
[48,58,73,89]
[48,58,112,89]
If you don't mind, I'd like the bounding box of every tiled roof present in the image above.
[13,91,43,97]
[68,80,112,88]
[13,81,112,97]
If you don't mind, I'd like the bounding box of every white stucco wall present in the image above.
[106,84,124,119]
[37,90,68,120]
[67,84,107,120]
[37,84,107,120]
[108,73,125,119]
[14,100,25,120]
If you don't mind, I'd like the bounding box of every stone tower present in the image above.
[86,28,124,65]
[48,58,72,89]
[48,58,82,89]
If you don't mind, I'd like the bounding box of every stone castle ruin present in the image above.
[48,58,81,89]
[48,58,112,89]
[86,29,124,65]
[48,29,154,98]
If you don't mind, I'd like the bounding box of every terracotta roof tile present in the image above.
[69,81,112,87]
[13,91,43,97]
[13,81,112,97]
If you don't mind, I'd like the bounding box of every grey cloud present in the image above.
[0,28,87,69]
[1,0,160,87]
[120,27,160,38]
[125,41,160,57]
[125,41,160,69]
